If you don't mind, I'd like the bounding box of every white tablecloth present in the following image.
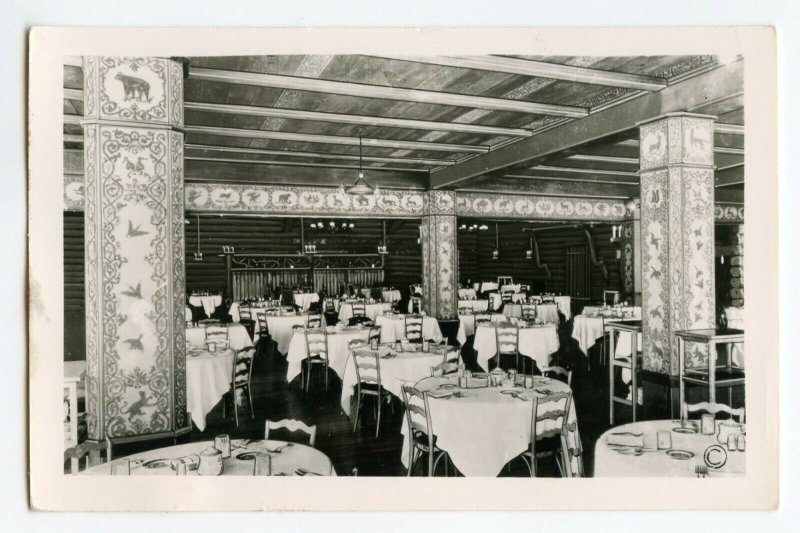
[285,327,370,383]
[489,292,527,310]
[292,292,320,311]
[458,299,489,313]
[500,284,522,294]
[266,315,312,354]
[456,314,507,344]
[401,375,577,477]
[535,303,560,324]
[338,302,392,322]
[340,349,446,415]
[480,281,499,292]
[186,347,235,432]
[473,324,560,371]
[458,288,477,299]
[374,314,443,344]
[382,289,402,303]
[552,296,572,320]
[582,306,641,318]
[185,324,254,352]
[594,419,745,477]
[725,306,745,367]
[571,315,606,357]
[189,295,222,316]
[83,439,335,476]
[228,302,241,323]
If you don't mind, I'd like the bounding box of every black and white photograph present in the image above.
[25,24,780,512]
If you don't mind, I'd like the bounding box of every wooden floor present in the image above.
[174,317,633,477]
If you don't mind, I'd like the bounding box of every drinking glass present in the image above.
[111,459,130,476]
[700,414,716,435]
[657,431,672,450]
[175,462,188,476]
[253,453,272,476]
[736,433,746,451]
[727,433,737,451]
[214,434,231,459]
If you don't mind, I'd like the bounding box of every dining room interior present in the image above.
[62,52,746,478]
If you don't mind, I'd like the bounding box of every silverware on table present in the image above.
[295,468,322,476]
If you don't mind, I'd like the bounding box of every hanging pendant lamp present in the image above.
[345,134,376,195]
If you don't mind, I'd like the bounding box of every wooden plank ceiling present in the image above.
[63,54,744,199]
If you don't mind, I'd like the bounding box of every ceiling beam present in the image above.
[431,60,743,189]
[716,165,744,187]
[185,101,532,137]
[618,136,745,154]
[464,176,639,199]
[64,134,83,143]
[185,125,488,154]
[184,155,430,173]
[566,154,639,165]
[189,67,588,118]
[530,165,638,177]
[378,55,668,91]
[186,143,454,166]
[503,174,638,186]
[64,88,83,101]
[714,123,745,135]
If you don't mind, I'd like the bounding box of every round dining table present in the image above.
[185,346,236,432]
[400,375,577,477]
[594,419,746,477]
[339,346,450,415]
[189,294,222,317]
[292,292,320,311]
[185,323,254,352]
[338,302,392,322]
[472,323,559,371]
[83,439,336,476]
[373,314,443,344]
[284,326,370,383]
[458,299,490,313]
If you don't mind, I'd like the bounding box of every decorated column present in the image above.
[620,199,642,305]
[420,191,458,320]
[82,57,188,440]
[639,113,716,375]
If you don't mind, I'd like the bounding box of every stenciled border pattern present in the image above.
[64,178,743,223]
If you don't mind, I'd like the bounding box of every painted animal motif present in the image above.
[276,192,292,204]
[121,282,143,299]
[649,267,662,280]
[123,334,145,351]
[126,220,148,238]
[381,196,398,208]
[246,191,261,203]
[354,196,369,208]
[187,189,202,204]
[120,390,155,423]
[405,197,421,209]
[649,188,661,206]
[688,127,709,152]
[115,72,151,103]
[646,134,663,158]
[649,233,661,248]
[331,196,345,207]
[124,156,145,173]
[218,192,232,200]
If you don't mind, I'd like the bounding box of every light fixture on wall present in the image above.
[221,245,235,254]
[377,220,389,255]
[193,214,202,261]
[610,224,622,243]
[459,223,488,232]
[345,134,379,196]
[525,237,533,260]
[309,220,355,232]
[492,224,499,260]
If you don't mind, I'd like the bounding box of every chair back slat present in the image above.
[307,314,322,328]
[683,401,745,423]
[542,366,573,387]
[405,314,424,341]
[264,419,317,447]
[351,302,367,317]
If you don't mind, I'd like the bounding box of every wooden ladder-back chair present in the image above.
[368,326,382,345]
[223,348,255,427]
[405,314,424,343]
[351,347,392,437]
[521,303,537,321]
[64,438,112,474]
[401,384,450,477]
[556,420,585,477]
[494,324,520,371]
[265,419,317,447]
[303,328,329,393]
[542,366,573,387]
[205,325,229,349]
[683,401,745,423]
[307,313,323,328]
[521,391,573,477]
[351,301,367,318]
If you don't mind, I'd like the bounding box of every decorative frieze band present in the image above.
[64,178,744,223]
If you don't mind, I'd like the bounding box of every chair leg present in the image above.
[234,390,240,428]
[325,361,329,392]
[248,385,254,419]
[353,393,361,433]
[375,395,381,438]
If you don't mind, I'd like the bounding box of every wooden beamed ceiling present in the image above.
[63,54,744,198]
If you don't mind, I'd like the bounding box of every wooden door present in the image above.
[566,245,590,315]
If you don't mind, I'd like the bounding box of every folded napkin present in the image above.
[606,434,645,448]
